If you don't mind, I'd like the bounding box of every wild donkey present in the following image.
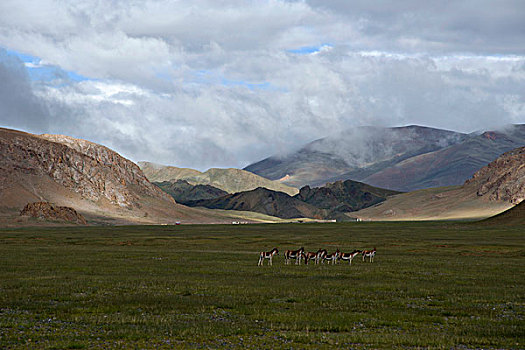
[362,248,376,262]
[323,249,340,265]
[284,247,304,265]
[339,250,361,265]
[258,248,279,266]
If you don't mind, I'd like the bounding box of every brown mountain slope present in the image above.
[362,126,525,191]
[139,161,299,196]
[31,133,174,207]
[465,146,524,204]
[0,128,256,225]
[353,146,524,221]
[244,125,467,188]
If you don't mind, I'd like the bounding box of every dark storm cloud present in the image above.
[0,50,51,132]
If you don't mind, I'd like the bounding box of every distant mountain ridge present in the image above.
[186,187,326,219]
[139,161,299,196]
[244,124,525,192]
[296,180,400,213]
[184,179,398,220]
[361,127,525,191]
[154,180,228,204]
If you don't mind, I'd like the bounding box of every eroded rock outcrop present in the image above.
[0,128,173,209]
[465,146,525,204]
[20,202,87,224]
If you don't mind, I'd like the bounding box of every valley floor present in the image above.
[353,186,513,221]
[0,222,523,349]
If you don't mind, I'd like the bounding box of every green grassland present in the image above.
[0,222,523,349]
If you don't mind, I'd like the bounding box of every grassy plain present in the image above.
[0,222,523,349]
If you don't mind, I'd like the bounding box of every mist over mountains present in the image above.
[245,124,525,191]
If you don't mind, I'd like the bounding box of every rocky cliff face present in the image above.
[20,201,87,224]
[465,146,524,204]
[0,128,173,209]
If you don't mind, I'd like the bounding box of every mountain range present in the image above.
[0,125,522,225]
[353,146,524,221]
[154,180,228,204]
[138,161,298,196]
[244,124,525,192]
[184,179,400,220]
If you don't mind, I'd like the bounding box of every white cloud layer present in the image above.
[0,0,524,169]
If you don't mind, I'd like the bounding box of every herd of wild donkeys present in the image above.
[257,247,376,266]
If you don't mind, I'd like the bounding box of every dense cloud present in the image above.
[0,51,51,131]
[0,1,524,169]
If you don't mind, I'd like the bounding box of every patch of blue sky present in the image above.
[4,47,91,83]
[5,48,39,64]
[288,43,332,55]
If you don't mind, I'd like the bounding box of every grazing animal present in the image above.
[340,250,361,265]
[304,251,318,265]
[284,247,304,265]
[258,248,279,266]
[316,249,328,264]
[324,249,340,265]
[362,248,376,262]
[300,252,308,265]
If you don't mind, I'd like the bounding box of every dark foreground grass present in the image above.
[0,222,523,349]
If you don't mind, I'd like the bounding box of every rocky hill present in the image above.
[20,201,87,225]
[139,162,299,196]
[185,187,326,219]
[465,146,524,204]
[154,180,228,204]
[0,127,250,225]
[244,124,525,191]
[296,180,400,213]
[184,179,398,220]
[31,133,173,208]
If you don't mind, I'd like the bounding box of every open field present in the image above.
[0,222,523,349]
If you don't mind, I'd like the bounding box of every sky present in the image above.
[0,0,524,170]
